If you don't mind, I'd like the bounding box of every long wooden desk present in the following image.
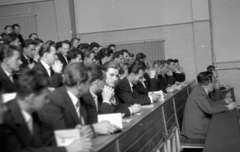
[92,81,196,152]
[203,109,240,152]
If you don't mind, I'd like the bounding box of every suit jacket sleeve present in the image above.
[50,73,62,88]
[0,124,66,152]
[115,82,151,105]
[99,102,131,117]
[195,92,228,115]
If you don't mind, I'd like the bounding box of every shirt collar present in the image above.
[40,60,50,70]
[3,70,11,77]
[21,110,32,123]
[67,90,79,108]
[129,81,133,88]
[89,90,98,99]
[203,87,209,95]
[23,54,30,60]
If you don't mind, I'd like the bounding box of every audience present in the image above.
[0,21,236,151]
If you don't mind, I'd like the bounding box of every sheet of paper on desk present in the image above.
[149,90,165,102]
[98,113,123,129]
[54,129,80,147]
[2,93,16,103]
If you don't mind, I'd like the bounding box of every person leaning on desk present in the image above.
[181,71,236,139]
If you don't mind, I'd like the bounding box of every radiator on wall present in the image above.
[0,14,37,39]
[104,39,165,62]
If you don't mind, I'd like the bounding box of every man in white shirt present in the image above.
[33,40,63,88]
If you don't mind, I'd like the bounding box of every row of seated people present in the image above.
[0,34,186,152]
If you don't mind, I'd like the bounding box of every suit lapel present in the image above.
[37,62,51,78]
[61,87,81,125]
[79,98,87,124]
[0,66,16,92]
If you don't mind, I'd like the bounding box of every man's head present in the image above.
[174,59,179,67]
[39,40,57,66]
[113,51,123,65]
[55,41,62,54]
[197,71,213,92]
[102,61,120,87]
[90,42,100,53]
[207,65,216,72]
[108,44,116,52]
[90,64,105,93]
[127,60,146,85]
[16,69,50,111]
[167,59,176,72]
[33,39,43,60]
[83,49,95,65]
[12,24,20,35]
[63,63,92,96]
[160,60,168,74]
[4,25,12,34]
[97,48,113,64]
[29,33,38,40]
[136,53,146,62]
[71,38,80,48]
[121,49,129,63]
[23,39,37,59]
[60,40,70,56]
[0,45,22,72]
[3,33,21,48]
[67,48,83,63]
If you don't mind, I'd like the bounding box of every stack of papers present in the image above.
[54,129,80,146]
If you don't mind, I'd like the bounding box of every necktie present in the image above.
[142,82,146,88]
[9,74,14,82]
[76,101,84,125]
[92,95,98,112]
[48,67,52,77]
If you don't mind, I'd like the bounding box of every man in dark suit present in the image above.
[32,40,63,88]
[181,72,236,139]
[20,39,37,70]
[0,69,92,152]
[57,40,70,70]
[0,45,22,93]
[115,60,160,105]
[83,63,141,123]
[40,63,120,136]
[167,59,185,83]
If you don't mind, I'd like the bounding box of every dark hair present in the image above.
[39,40,55,57]
[121,49,129,54]
[29,33,37,39]
[128,60,145,74]
[3,33,18,45]
[56,41,62,50]
[174,59,179,63]
[67,48,83,61]
[63,63,91,87]
[119,62,129,75]
[4,25,12,30]
[102,61,120,72]
[0,45,20,62]
[83,49,95,59]
[71,38,80,45]
[35,38,44,46]
[61,40,71,47]
[108,44,116,51]
[135,53,146,61]
[113,51,123,59]
[12,24,20,30]
[78,43,90,50]
[23,39,37,48]
[90,64,104,82]
[16,69,49,98]
[97,48,113,59]
[207,65,216,72]
[167,59,174,65]
[129,53,134,57]
[197,71,213,86]
[90,42,100,50]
